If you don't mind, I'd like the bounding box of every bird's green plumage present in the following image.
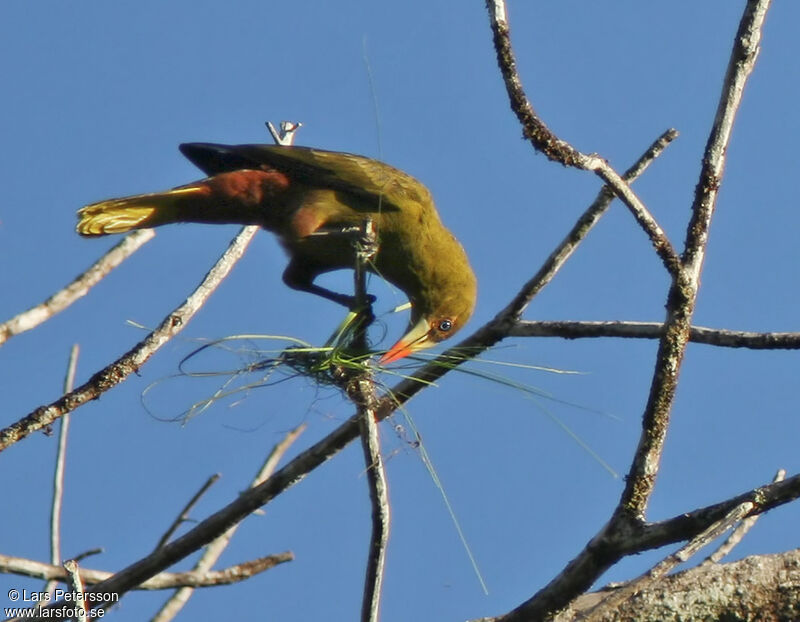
[77,143,477,360]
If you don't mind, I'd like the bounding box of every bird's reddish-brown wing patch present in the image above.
[204,170,291,206]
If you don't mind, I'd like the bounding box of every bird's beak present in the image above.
[379,316,433,364]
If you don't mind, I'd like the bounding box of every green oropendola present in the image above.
[77,143,477,363]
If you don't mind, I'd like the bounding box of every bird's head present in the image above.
[379,255,477,364]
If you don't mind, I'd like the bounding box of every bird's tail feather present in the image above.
[76,187,202,236]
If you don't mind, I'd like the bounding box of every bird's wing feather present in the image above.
[180,143,430,213]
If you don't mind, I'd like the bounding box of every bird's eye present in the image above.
[437,319,453,333]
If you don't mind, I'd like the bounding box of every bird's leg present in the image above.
[302,220,378,355]
[321,220,377,358]
[350,219,377,343]
[282,261,374,309]
[285,220,378,357]
[285,220,379,310]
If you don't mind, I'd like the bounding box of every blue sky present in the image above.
[2,2,799,620]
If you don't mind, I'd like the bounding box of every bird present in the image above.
[77,143,477,364]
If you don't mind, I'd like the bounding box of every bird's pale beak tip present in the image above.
[378,342,413,365]
[380,316,435,365]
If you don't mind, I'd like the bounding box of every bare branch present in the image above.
[154,474,221,552]
[484,0,680,275]
[44,345,81,597]
[504,129,678,321]
[352,377,389,622]
[511,320,800,350]
[71,549,103,564]
[266,120,302,146]
[0,230,154,346]
[152,426,305,622]
[618,0,772,521]
[0,553,292,590]
[62,560,88,622]
[701,469,786,567]
[0,226,259,453]
[12,427,304,620]
[617,471,800,556]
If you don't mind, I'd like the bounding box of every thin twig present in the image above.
[0,552,292,589]
[484,0,680,276]
[266,121,302,146]
[617,0,772,521]
[0,226,258,453]
[71,549,103,564]
[613,471,800,555]
[44,344,80,597]
[510,320,800,349]
[354,378,389,622]
[503,129,677,321]
[700,469,785,567]
[151,425,305,622]
[63,559,88,622]
[0,230,154,346]
[154,474,221,551]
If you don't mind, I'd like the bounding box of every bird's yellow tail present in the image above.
[76,187,202,236]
